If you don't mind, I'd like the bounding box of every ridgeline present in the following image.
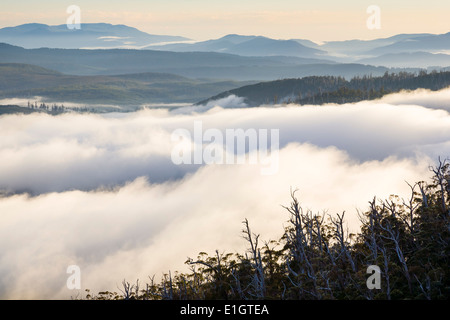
[198,70,450,106]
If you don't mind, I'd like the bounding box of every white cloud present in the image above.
[0,146,432,299]
[377,87,450,112]
[0,88,449,299]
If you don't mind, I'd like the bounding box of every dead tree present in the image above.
[161,272,174,300]
[379,245,391,300]
[282,189,321,299]
[330,212,356,273]
[402,182,421,235]
[379,219,412,293]
[360,197,382,262]
[118,279,140,300]
[242,219,266,299]
[429,157,449,214]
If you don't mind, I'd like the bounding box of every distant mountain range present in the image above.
[147,31,450,68]
[356,52,450,68]
[0,23,449,107]
[0,23,190,49]
[365,32,450,55]
[0,43,403,81]
[1,24,449,69]
[147,35,326,58]
[319,33,433,56]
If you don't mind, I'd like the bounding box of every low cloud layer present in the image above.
[378,87,450,112]
[0,88,449,299]
[1,94,449,194]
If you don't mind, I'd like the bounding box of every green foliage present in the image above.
[86,158,449,300]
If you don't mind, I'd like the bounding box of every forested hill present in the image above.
[198,70,450,106]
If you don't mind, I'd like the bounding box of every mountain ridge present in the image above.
[1,23,449,68]
[0,42,401,81]
[147,35,325,58]
[198,71,450,107]
[0,23,190,49]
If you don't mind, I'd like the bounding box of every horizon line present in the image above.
[1,22,449,44]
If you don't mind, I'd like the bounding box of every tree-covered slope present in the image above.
[199,70,450,106]
[0,63,256,106]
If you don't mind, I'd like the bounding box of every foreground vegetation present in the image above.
[85,158,449,300]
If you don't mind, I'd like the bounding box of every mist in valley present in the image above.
[0,88,449,299]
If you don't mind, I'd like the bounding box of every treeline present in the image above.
[199,70,450,106]
[85,158,450,300]
[292,86,388,105]
[293,70,450,105]
[0,103,97,116]
[26,101,91,114]
[0,105,37,115]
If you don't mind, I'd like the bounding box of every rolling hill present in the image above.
[198,71,450,107]
[0,43,411,81]
[0,63,256,107]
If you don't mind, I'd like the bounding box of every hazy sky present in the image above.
[1,0,449,41]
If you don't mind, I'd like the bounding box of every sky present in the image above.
[1,0,450,42]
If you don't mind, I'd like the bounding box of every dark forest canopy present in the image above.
[85,158,450,300]
[198,70,450,106]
